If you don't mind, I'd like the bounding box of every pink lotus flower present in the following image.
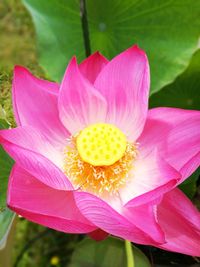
[0,45,200,256]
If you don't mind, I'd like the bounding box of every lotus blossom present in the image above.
[0,45,200,256]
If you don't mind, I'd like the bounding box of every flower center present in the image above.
[76,123,127,166]
[64,124,138,196]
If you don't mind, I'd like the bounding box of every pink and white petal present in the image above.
[88,229,109,241]
[164,118,200,183]
[161,188,200,230]
[8,165,96,233]
[157,188,200,256]
[2,142,72,190]
[148,107,200,124]
[16,209,96,234]
[94,45,150,141]
[79,52,108,84]
[120,150,180,206]
[140,108,200,182]
[58,57,107,135]
[124,199,165,243]
[13,66,68,147]
[137,115,171,158]
[180,152,200,181]
[74,191,161,245]
[0,126,63,168]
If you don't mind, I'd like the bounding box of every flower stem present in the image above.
[125,240,135,267]
[79,0,91,57]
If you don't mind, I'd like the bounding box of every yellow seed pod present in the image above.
[76,123,127,166]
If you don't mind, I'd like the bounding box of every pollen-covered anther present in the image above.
[64,123,138,196]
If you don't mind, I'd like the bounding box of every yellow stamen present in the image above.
[76,123,127,166]
[64,123,138,195]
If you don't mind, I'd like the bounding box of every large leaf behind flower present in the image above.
[150,50,200,110]
[179,168,200,199]
[69,237,150,267]
[0,112,15,249]
[0,209,15,250]
[23,0,200,93]
[22,0,84,81]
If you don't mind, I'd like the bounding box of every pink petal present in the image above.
[124,199,165,243]
[137,114,171,158]
[13,66,68,146]
[180,152,200,182]
[88,229,109,241]
[0,126,63,168]
[79,52,108,84]
[2,142,72,190]
[157,189,200,256]
[139,107,200,182]
[120,150,180,206]
[74,191,161,245]
[58,57,107,135]
[165,119,200,183]
[94,45,150,141]
[8,165,96,233]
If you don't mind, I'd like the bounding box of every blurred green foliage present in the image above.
[0,145,14,210]
[0,113,15,252]
[0,209,14,250]
[69,237,151,267]
[13,220,81,267]
[179,168,200,199]
[0,0,44,126]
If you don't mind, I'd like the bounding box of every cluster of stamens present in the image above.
[63,123,138,196]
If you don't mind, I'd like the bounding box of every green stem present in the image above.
[125,240,135,267]
[79,0,91,57]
